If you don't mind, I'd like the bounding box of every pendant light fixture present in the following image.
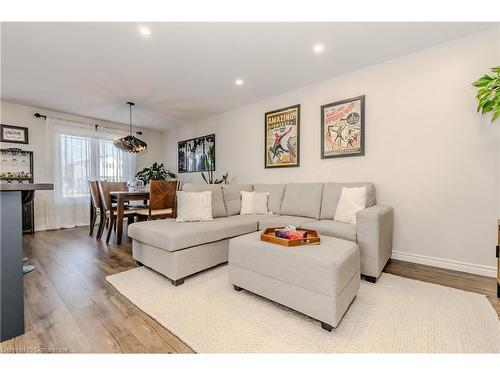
[113,101,147,153]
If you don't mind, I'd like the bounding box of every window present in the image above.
[60,134,92,199]
[52,121,135,202]
[97,138,130,182]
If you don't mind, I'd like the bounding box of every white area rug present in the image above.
[107,265,500,353]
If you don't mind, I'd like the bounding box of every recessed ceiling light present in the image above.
[313,44,324,54]
[139,26,151,36]
[235,79,244,86]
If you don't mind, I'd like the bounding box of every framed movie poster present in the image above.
[321,96,365,159]
[178,134,215,173]
[1,124,29,144]
[265,104,300,168]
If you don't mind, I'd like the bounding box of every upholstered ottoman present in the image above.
[228,231,360,331]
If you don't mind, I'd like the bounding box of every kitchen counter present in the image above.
[0,182,53,342]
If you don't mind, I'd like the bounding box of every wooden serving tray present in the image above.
[260,227,321,247]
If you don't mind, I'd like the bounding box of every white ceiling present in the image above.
[1,22,497,130]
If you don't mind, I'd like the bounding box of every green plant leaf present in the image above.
[481,100,494,114]
[201,172,208,184]
[492,110,500,122]
[472,75,493,88]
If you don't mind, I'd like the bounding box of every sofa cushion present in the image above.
[128,215,259,252]
[222,184,253,216]
[280,183,324,219]
[175,191,213,222]
[229,232,360,297]
[253,183,286,214]
[182,183,227,218]
[302,220,357,242]
[257,215,317,230]
[320,182,376,220]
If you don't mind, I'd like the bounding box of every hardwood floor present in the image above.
[0,226,498,353]
[0,226,194,354]
[384,258,499,316]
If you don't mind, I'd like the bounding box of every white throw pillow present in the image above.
[240,191,254,215]
[334,187,367,225]
[176,191,213,222]
[253,192,270,215]
[240,191,271,215]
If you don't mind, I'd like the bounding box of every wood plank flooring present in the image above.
[0,226,498,353]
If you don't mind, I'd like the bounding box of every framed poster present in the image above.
[1,124,29,144]
[321,95,365,159]
[178,134,215,173]
[264,104,300,168]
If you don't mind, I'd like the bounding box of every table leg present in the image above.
[116,195,125,245]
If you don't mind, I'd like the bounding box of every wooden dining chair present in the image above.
[136,180,178,220]
[88,181,106,238]
[97,181,138,244]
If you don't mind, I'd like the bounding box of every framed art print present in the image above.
[265,104,300,168]
[1,124,29,144]
[178,134,215,173]
[321,95,365,159]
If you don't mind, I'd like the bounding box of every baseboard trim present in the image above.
[34,223,89,232]
[391,251,496,278]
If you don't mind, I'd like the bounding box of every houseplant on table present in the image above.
[135,162,177,185]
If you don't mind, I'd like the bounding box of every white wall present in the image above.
[164,28,500,276]
[0,101,166,230]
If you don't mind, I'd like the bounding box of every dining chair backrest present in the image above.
[149,180,178,212]
[88,180,102,210]
[97,181,113,213]
[98,181,128,213]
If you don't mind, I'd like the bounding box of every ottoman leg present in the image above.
[364,275,377,283]
[233,285,243,291]
[321,322,333,332]
[171,278,184,286]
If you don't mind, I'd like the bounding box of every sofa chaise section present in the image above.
[128,215,259,285]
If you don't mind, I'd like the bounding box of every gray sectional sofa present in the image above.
[128,182,393,286]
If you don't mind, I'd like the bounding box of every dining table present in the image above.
[109,190,149,245]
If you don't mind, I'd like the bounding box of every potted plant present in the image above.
[472,66,500,122]
[135,162,177,185]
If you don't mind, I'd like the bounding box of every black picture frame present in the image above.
[178,134,215,173]
[320,95,365,159]
[1,124,29,144]
[264,104,300,168]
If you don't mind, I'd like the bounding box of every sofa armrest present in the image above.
[356,205,394,279]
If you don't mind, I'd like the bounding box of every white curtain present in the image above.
[45,117,136,230]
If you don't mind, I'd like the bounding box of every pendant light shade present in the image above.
[113,102,147,153]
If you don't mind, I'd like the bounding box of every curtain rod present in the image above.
[34,112,143,135]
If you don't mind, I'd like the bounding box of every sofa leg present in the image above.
[364,275,377,283]
[136,261,144,267]
[321,322,333,332]
[233,285,242,291]
[171,278,184,286]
